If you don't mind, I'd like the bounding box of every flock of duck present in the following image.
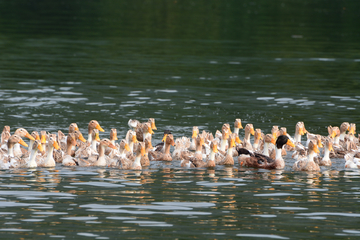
[0,118,359,171]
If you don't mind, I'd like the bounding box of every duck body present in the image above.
[238,135,295,169]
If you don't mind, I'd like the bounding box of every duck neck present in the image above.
[96,144,106,166]
[275,147,283,160]
[263,142,269,157]
[14,143,21,154]
[294,132,302,143]
[195,142,202,154]
[226,146,233,156]
[307,151,316,163]
[66,143,74,156]
[220,139,227,152]
[209,150,216,161]
[340,132,346,141]
[133,153,142,168]
[164,143,171,154]
[88,133,92,143]
[234,127,239,135]
[244,131,251,142]
[91,140,97,151]
[29,140,35,151]
[8,144,14,157]
[334,136,340,145]
[323,146,330,161]
[45,146,55,166]
[28,149,38,167]
[129,141,134,153]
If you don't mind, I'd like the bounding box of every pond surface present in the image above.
[0,0,360,239]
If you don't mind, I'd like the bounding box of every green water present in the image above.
[0,0,360,239]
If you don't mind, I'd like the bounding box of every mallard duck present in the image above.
[62,133,78,166]
[233,119,243,136]
[188,126,199,151]
[219,128,230,153]
[218,134,236,166]
[1,126,10,150]
[260,134,276,157]
[317,137,333,166]
[293,140,320,171]
[125,130,138,153]
[87,120,104,142]
[135,118,156,142]
[117,139,134,169]
[237,135,295,169]
[37,135,60,168]
[339,122,350,141]
[294,122,307,144]
[128,119,141,131]
[13,128,35,157]
[141,137,152,167]
[344,152,360,169]
[154,130,172,152]
[149,134,175,161]
[190,140,218,168]
[1,135,29,169]
[252,129,263,151]
[23,140,44,168]
[69,123,79,133]
[172,137,190,161]
[242,124,255,150]
[130,142,146,170]
[75,129,100,159]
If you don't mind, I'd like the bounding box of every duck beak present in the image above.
[331,131,337,138]
[125,143,131,152]
[132,135,138,143]
[148,126,154,135]
[162,134,168,142]
[41,134,47,144]
[192,131,197,138]
[317,139,323,148]
[286,139,295,148]
[95,133,101,142]
[109,143,117,149]
[238,123,243,129]
[200,138,205,146]
[35,134,40,141]
[235,136,242,144]
[250,128,255,135]
[230,139,236,148]
[95,124,104,132]
[329,144,334,152]
[171,140,175,146]
[25,132,35,141]
[53,141,60,150]
[37,143,44,152]
[113,135,118,141]
[18,138,28,147]
[141,146,146,156]
[151,122,157,130]
[75,126,79,131]
[78,134,87,143]
[313,144,320,154]
[349,127,356,135]
[213,144,218,153]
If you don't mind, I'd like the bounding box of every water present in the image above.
[1,0,360,238]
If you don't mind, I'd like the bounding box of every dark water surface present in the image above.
[0,0,360,239]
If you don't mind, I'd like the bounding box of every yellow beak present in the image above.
[286,139,295,148]
[96,124,104,132]
[25,132,35,141]
[53,141,60,150]
[18,138,28,147]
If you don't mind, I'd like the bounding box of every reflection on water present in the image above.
[0,168,360,239]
